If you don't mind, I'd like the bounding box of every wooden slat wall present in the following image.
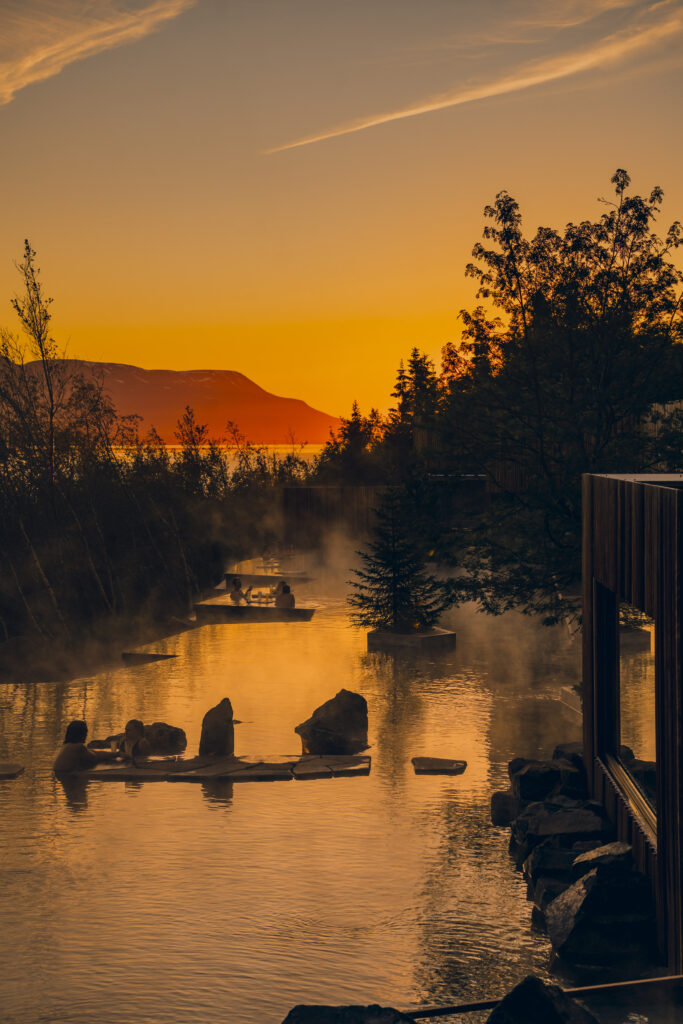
[583,474,683,970]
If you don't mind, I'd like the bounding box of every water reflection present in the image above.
[201,779,235,807]
[0,555,588,1024]
[619,603,656,806]
[56,774,90,813]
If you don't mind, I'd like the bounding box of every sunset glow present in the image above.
[1,0,681,414]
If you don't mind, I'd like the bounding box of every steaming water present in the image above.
[0,562,663,1024]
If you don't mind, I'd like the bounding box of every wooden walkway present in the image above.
[81,754,371,783]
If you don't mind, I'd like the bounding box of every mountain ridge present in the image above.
[26,359,341,444]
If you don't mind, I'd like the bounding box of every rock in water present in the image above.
[90,721,187,754]
[295,689,368,755]
[281,1006,417,1024]
[143,722,186,754]
[545,863,656,964]
[491,790,519,826]
[486,975,599,1023]
[199,698,235,756]
[570,841,633,881]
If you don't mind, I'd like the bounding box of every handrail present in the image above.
[403,973,683,1019]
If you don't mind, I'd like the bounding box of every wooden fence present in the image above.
[583,473,683,969]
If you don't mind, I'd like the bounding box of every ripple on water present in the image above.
[0,581,585,1024]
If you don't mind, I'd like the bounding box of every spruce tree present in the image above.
[348,489,453,633]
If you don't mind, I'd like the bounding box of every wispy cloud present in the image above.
[0,0,196,106]
[516,0,638,30]
[268,2,682,153]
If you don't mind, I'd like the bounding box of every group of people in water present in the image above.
[228,577,295,608]
[54,573,297,775]
[53,718,151,774]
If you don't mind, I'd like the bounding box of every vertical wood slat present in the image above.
[622,477,634,602]
[582,475,596,794]
[583,475,681,970]
[631,484,645,611]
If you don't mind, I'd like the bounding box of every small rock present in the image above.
[545,864,656,964]
[507,756,529,779]
[552,744,589,796]
[199,698,235,757]
[412,757,466,775]
[485,975,599,1023]
[511,798,611,867]
[144,722,187,754]
[491,790,519,826]
[281,1005,417,1024]
[552,741,584,763]
[510,760,561,802]
[523,842,578,886]
[533,876,570,912]
[571,841,633,881]
[554,759,588,800]
[89,721,186,754]
[295,689,368,756]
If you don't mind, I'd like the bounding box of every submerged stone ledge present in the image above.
[80,753,371,784]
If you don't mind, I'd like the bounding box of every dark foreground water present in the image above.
[0,561,673,1024]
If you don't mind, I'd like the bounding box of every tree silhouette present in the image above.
[348,489,453,633]
[440,169,683,622]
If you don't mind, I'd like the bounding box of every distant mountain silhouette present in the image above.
[29,360,341,444]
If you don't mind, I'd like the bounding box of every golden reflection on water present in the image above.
[619,619,656,763]
[0,562,585,1024]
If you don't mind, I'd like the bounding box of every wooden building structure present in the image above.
[583,473,683,969]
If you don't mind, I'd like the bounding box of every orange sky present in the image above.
[1,0,682,415]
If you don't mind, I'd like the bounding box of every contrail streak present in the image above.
[267,9,682,154]
[0,1,196,106]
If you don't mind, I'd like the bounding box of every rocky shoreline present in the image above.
[492,742,659,969]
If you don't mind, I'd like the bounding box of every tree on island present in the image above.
[348,489,454,634]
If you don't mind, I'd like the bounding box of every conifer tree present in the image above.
[348,489,453,633]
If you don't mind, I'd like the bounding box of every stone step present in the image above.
[412,757,467,775]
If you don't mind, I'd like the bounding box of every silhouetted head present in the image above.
[231,577,241,589]
[64,720,88,744]
[281,583,291,594]
[124,719,145,740]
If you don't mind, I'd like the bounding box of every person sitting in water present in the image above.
[120,719,152,762]
[53,720,118,774]
[229,577,252,605]
[274,582,295,609]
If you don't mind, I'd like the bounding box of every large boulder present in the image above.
[509,757,587,803]
[199,698,235,757]
[523,842,580,887]
[545,863,656,964]
[486,975,599,1023]
[571,841,633,881]
[143,722,186,754]
[509,760,562,802]
[511,796,612,866]
[532,876,570,912]
[90,721,186,754]
[491,790,519,826]
[295,689,368,755]
[281,1006,416,1024]
[552,741,584,765]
